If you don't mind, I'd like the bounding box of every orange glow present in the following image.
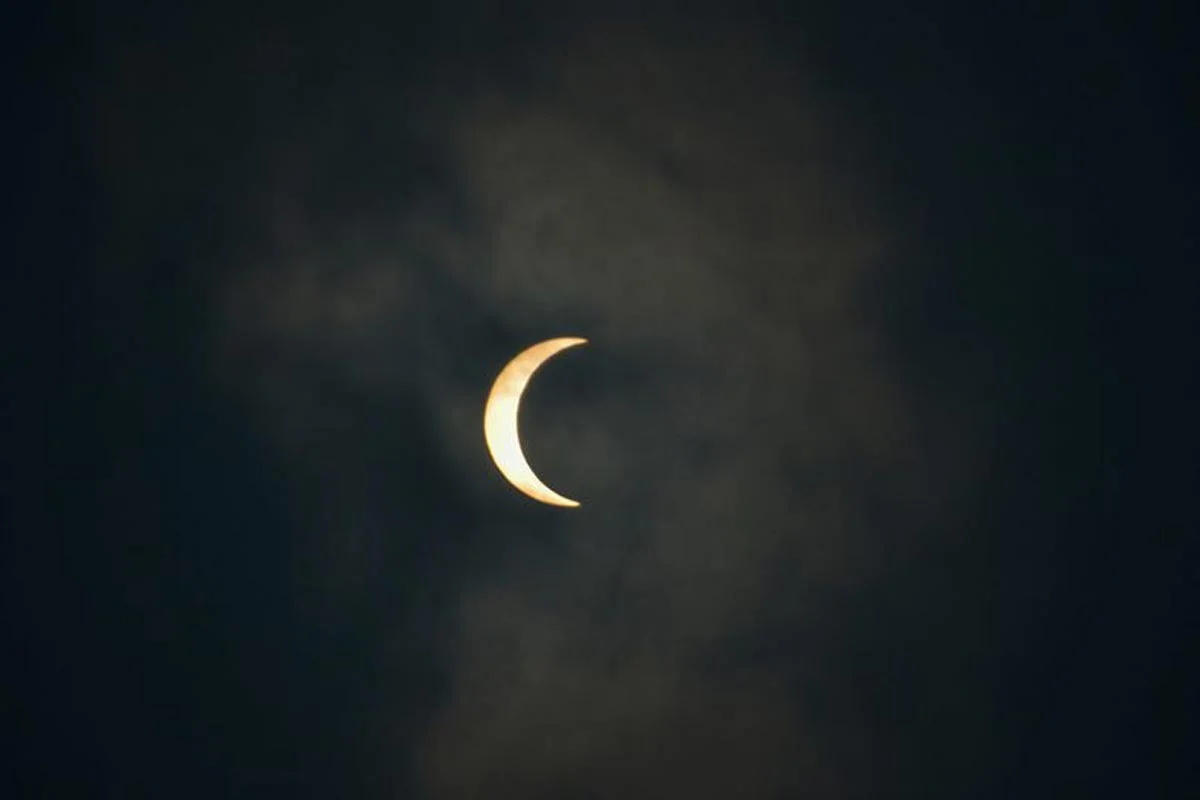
[483,337,587,507]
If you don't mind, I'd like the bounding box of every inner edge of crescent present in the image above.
[484,338,587,508]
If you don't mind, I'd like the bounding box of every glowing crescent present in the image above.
[484,337,587,507]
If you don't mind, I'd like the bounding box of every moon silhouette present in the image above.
[484,337,587,508]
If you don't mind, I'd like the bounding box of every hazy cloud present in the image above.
[214,11,974,798]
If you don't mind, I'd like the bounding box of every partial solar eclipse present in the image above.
[483,337,587,507]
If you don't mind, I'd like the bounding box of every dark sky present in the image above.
[6,2,1197,798]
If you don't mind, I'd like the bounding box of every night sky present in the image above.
[6,2,1197,798]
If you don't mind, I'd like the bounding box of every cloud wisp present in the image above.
[215,14,973,798]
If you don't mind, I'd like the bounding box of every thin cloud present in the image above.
[214,12,975,798]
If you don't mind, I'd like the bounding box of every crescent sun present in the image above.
[483,337,587,508]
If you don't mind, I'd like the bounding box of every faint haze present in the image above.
[56,1,1190,800]
[3,1,1186,798]
[3,0,1186,798]
[189,10,978,798]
